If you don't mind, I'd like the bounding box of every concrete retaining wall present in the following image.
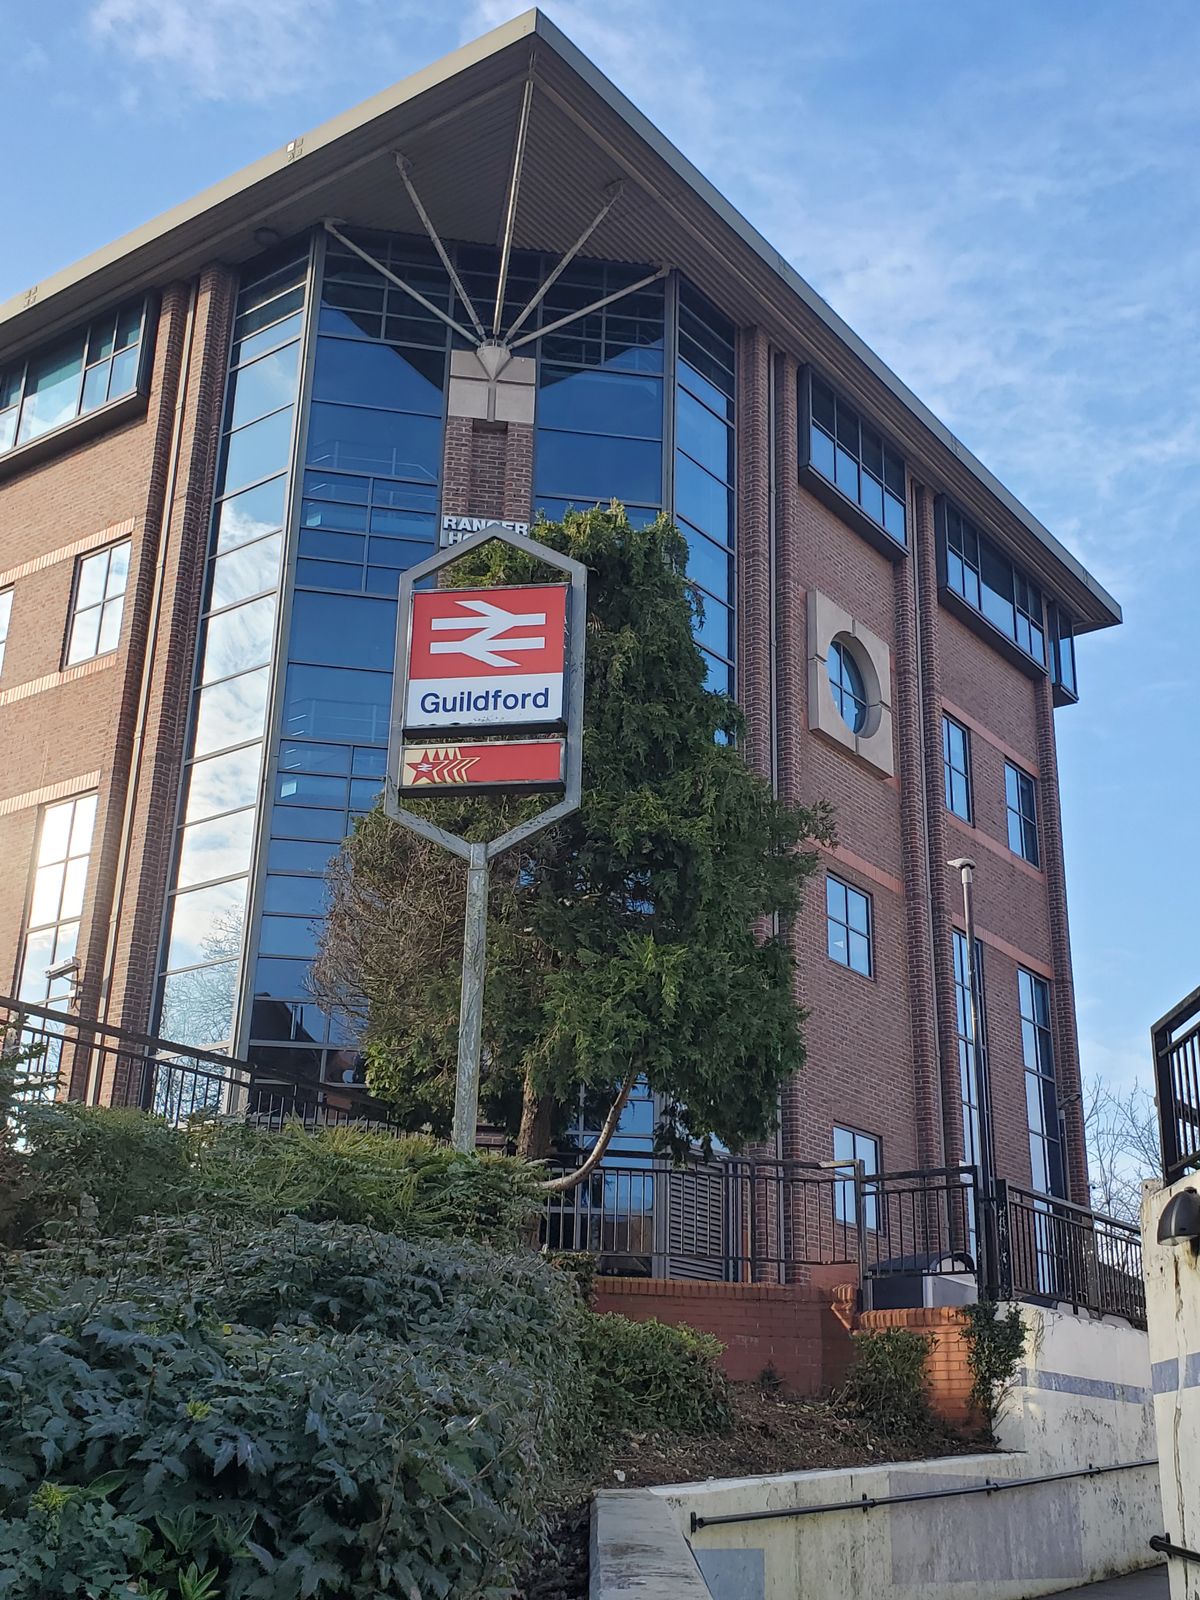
[592,1302,1160,1600]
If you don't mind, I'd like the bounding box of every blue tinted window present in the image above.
[535,430,661,503]
[675,454,732,546]
[267,838,337,875]
[282,664,391,744]
[264,875,329,916]
[806,374,906,547]
[942,500,1050,673]
[683,523,732,602]
[538,367,663,439]
[828,641,868,733]
[307,403,441,483]
[677,387,733,481]
[289,591,397,671]
[228,342,301,432]
[827,875,872,976]
[221,407,294,495]
[312,338,444,415]
[216,476,288,552]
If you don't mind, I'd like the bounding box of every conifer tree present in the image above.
[313,506,832,1175]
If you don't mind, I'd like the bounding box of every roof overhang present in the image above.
[0,9,1120,631]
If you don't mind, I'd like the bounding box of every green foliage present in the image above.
[313,506,833,1154]
[962,1300,1026,1438]
[844,1328,936,1438]
[542,1249,598,1303]
[0,1218,587,1599]
[15,1098,194,1243]
[4,1103,541,1251]
[579,1312,731,1435]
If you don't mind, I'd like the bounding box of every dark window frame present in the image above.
[1004,760,1040,866]
[63,538,132,668]
[936,496,1060,678]
[833,1123,883,1231]
[798,366,908,558]
[942,713,973,822]
[0,296,158,479]
[1019,967,1065,1199]
[826,873,873,978]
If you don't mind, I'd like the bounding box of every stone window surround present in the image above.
[807,588,894,777]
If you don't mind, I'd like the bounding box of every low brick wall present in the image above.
[858,1305,979,1429]
[591,1276,853,1394]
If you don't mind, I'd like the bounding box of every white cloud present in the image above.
[87,0,334,102]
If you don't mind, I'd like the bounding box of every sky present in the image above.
[2,0,1196,1097]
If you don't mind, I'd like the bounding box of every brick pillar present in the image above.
[773,352,806,1175]
[504,421,534,520]
[914,485,965,1166]
[103,265,238,1098]
[63,286,191,1094]
[1034,675,1089,1204]
[893,516,945,1170]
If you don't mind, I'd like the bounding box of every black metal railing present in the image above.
[2,995,1147,1325]
[999,1181,1145,1327]
[0,995,403,1134]
[543,1151,865,1283]
[1152,985,1200,1184]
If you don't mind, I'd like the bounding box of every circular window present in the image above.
[828,640,868,733]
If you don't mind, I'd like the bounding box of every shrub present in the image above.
[17,1099,195,1242]
[0,1217,586,1599]
[962,1300,1026,1439]
[844,1327,936,1438]
[579,1313,731,1436]
[5,1103,541,1251]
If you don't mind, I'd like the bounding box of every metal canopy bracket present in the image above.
[384,526,588,1151]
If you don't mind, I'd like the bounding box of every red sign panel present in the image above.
[400,739,565,793]
[405,584,568,731]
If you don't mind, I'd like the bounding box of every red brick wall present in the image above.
[858,1305,980,1431]
[592,1275,854,1394]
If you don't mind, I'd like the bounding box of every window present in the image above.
[0,300,148,458]
[0,587,11,675]
[827,640,867,733]
[65,541,130,665]
[1005,762,1039,865]
[806,373,906,546]
[940,501,1047,668]
[1049,602,1078,703]
[953,930,988,1173]
[1020,969,1065,1198]
[942,714,972,821]
[834,1125,881,1229]
[675,283,736,694]
[18,793,97,1006]
[827,875,872,976]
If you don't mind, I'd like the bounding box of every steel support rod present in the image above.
[393,155,487,342]
[452,841,490,1152]
[323,220,477,344]
[494,76,535,337]
[504,180,624,341]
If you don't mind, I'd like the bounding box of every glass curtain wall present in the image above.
[155,246,310,1054]
[245,232,452,1085]
[674,285,736,694]
[533,261,665,526]
[166,233,739,1089]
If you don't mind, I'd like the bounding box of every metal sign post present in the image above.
[386,526,587,1152]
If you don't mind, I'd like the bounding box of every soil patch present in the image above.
[515,1382,982,1599]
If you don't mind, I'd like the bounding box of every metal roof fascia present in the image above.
[0,10,542,338]
[0,6,1120,627]
[526,13,1119,627]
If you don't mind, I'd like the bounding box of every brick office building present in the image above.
[0,12,1119,1211]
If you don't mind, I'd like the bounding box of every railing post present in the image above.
[992,1178,1011,1302]
[852,1159,868,1302]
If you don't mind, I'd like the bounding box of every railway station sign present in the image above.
[402,583,568,731]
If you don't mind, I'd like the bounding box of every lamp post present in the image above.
[948,856,998,1290]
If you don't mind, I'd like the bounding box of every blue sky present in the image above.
[3,0,1196,1095]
